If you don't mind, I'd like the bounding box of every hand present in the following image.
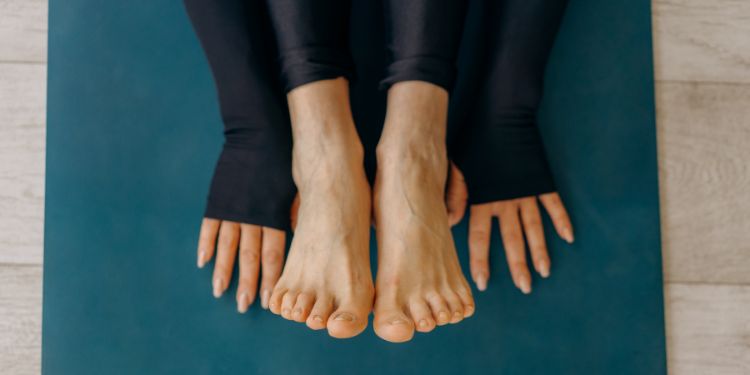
[446,162,469,226]
[445,163,574,294]
[197,218,286,313]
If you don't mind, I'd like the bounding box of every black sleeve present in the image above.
[183,0,296,229]
[450,0,569,204]
[380,0,466,91]
[265,0,354,92]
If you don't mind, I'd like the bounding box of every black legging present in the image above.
[182,0,568,228]
[450,0,569,204]
[183,0,295,229]
[265,0,465,93]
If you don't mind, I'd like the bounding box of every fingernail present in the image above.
[260,290,270,310]
[197,250,206,268]
[475,274,488,291]
[562,228,574,244]
[518,277,532,295]
[334,313,354,322]
[237,292,248,313]
[212,278,224,298]
[538,259,550,278]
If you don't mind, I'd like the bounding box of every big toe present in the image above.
[373,309,415,343]
[327,304,369,339]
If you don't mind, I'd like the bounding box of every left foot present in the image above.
[372,82,474,343]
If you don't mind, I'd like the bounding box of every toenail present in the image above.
[389,318,407,325]
[418,319,429,328]
[282,308,291,316]
[293,308,302,317]
[438,311,450,322]
[312,315,323,323]
[334,313,355,322]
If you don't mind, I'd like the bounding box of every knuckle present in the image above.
[523,217,542,227]
[469,229,490,241]
[240,247,260,263]
[263,249,284,267]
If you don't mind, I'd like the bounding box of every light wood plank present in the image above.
[657,81,750,284]
[0,63,46,265]
[0,0,47,63]
[666,283,750,375]
[653,0,750,84]
[0,265,42,375]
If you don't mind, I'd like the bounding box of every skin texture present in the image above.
[444,163,574,294]
[267,78,375,339]
[372,81,475,343]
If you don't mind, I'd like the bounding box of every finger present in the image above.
[539,192,574,243]
[212,221,240,298]
[259,227,286,309]
[446,162,468,226]
[519,198,550,278]
[236,224,262,313]
[197,218,220,268]
[468,204,492,291]
[498,204,532,294]
[290,194,300,231]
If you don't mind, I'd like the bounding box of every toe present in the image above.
[280,291,299,320]
[306,295,334,331]
[268,288,286,315]
[373,298,414,343]
[292,293,315,323]
[427,294,451,326]
[327,300,369,339]
[444,291,464,324]
[408,299,435,333]
[455,285,475,318]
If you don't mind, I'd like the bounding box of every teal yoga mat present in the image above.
[44,0,665,373]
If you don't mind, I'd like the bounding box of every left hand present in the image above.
[445,163,574,294]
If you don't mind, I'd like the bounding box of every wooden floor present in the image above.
[1,0,748,373]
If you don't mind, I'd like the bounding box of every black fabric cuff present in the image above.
[379,56,456,92]
[455,119,555,204]
[279,47,355,92]
[204,142,296,230]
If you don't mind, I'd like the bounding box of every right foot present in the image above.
[268,79,374,339]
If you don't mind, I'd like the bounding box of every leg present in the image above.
[264,0,372,339]
[372,0,472,343]
[267,79,374,338]
[373,82,474,343]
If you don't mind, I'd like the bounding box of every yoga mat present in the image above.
[44,0,665,373]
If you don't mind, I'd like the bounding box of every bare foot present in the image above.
[267,79,374,339]
[372,82,474,343]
